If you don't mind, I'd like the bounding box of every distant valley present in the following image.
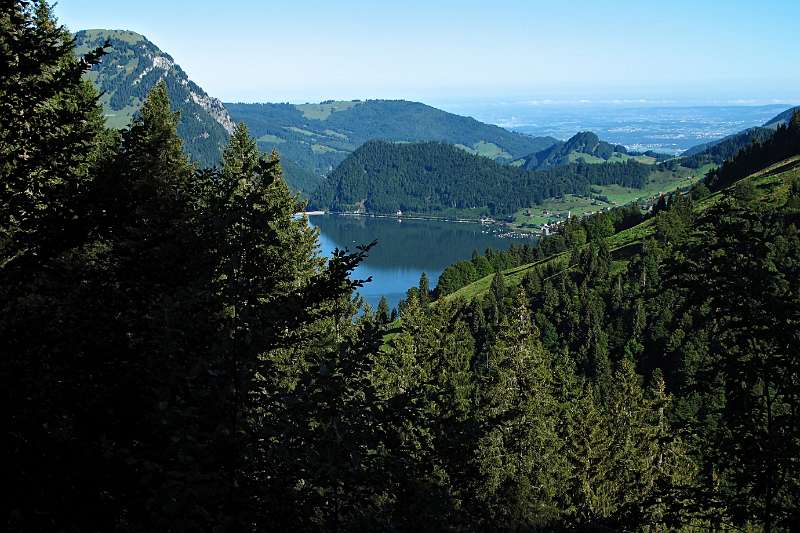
[444,101,796,153]
[75,28,800,227]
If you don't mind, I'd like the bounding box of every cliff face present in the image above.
[75,29,234,166]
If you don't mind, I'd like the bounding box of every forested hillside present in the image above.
[520,130,635,169]
[3,3,800,531]
[763,104,800,128]
[680,126,775,168]
[680,104,800,167]
[226,100,557,192]
[74,29,234,167]
[312,140,654,216]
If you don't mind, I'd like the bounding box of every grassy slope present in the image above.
[455,141,514,160]
[296,101,361,120]
[510,163,715,229]
[445,156,800,304]
[76,28,144,46]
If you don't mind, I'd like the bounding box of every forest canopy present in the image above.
[3,2,800,531]
[312,140,652,216]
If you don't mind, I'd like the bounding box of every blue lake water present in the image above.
[309,214,534,310]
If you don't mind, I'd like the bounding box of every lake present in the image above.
[309,214,534,310]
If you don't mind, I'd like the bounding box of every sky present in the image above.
[56,0,800,105]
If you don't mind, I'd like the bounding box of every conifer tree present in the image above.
[490,271,506,305]
[418,271,430,306]
[561,383,616,527]
[605,358,693,527]
[475,290,565,528]
[1,0,106,271]
[377,295,391,324]
[1,3,114,528]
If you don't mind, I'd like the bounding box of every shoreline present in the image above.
[304,211,540,239]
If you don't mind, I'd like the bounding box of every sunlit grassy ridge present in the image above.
[510,163,715,228]
[445,156,800,304]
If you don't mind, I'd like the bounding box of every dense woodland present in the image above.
[312,140,652,216]
[3,3,800,532]
[435,204,645,297]
[225,100,557,192]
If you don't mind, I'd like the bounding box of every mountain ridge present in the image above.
[681,104,800,159]
[520,131,643,170]
[226,99,558,193]
[74,29,234,167]
[311,140,654,217]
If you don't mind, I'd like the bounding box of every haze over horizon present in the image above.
[58,0,800,106]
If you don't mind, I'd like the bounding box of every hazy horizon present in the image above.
[58,0,800,105]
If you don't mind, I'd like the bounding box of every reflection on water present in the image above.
[309,214,536,310]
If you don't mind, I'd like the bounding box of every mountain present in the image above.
[225,100,558,193]
[680,126,775,168]
[520,131,641,170]
[443,122,800,305]
[763,105,800,128]
[74,29,235,167]
[311,140,652,217]
[681,104,800,160]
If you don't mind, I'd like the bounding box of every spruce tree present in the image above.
[489,271,507,317]
[377,295,391,324]
[1,3,113,528]
[418,271,430,306]
[561,383,616,527]
[1,0,106,272]
[475,289,565,528]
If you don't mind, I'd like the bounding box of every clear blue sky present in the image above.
[56,0,800,104]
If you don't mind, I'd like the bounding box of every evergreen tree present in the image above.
[668,199,800,530]
[377,295,391,324]
[419,271,430,306]
[561,383,616,527]
[605,358,694,528]
[475,290,565,528]
[490,271,507,316]
[1,0,107,272]
[1,3,115,528]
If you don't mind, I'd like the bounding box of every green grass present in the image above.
[75,29,145,54]
[695,156,800,214]
[311,143,342,154]
[285,126,316,137]
[509,164,716,230]
[296,101,361,121]
[257,134,286,144]
[512,194,613,228]
[606,218,656,249]
[99,100,140,130]
[564,152,657,166]
[606,154,657,165]
[473,141,513,160]
[447,157,800,305]
[455,141,514,160]
[632,155,657,164]
[568,152,606,164]
[323,129,349,140]
[443,253,570,304]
